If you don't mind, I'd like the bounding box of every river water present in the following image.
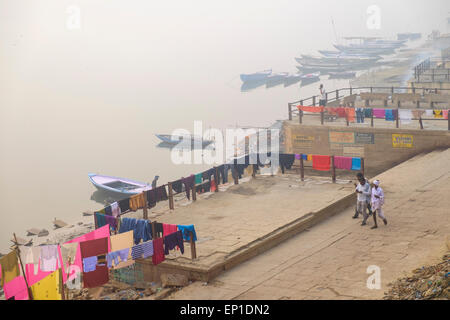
[0,0,447,252]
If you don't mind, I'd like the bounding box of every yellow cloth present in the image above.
[30,269,62,300]
[0,250,20,286]
[307,155,312,161]
[129,193,146,211]
[110,231,134,269]
[433,110,443,118]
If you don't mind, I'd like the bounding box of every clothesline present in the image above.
[1,220,197,300]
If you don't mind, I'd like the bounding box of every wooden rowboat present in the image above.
[88,173,151,197]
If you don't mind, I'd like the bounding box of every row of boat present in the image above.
[240,70,321,91]
[295,36,417,74]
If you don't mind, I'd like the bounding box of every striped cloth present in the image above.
[131,241,154,260]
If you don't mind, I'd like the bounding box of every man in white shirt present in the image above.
[370,180,387,229]
[319,84,327,106]
[354,173,372,226]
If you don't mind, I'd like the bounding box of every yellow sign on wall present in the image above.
[392,134,413,148]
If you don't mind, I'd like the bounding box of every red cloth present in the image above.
[326,107,338,115]
[345,107,355,122]
[79,237,109,288]
[297,106,324,113]
[210,180,217,192]
[162,224,178,237]
[336,107,346,118]
[152,238,165,265]
[333,156,352,170]
[312,155,331,171]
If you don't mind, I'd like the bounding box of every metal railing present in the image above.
[287,86,450,131]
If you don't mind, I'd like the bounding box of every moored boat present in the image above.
[88,173,151,197]
[155,134,214,146]
[240,69,272,82]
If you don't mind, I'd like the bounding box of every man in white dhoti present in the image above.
[371,180,387,229]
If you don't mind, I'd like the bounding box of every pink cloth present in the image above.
[162,224,178,237]
[444,110,448,120]
[25,246,65,286]
[334,156,352,170]
[3,275,29,300]
[63,225,111,282]
[22,225,110,287]
[373,108,385,119]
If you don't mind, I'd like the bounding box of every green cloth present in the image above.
[0,251,20,286]
[195,173,203,184]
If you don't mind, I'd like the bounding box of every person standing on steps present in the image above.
[319,84,327,106]
[370,180,388,229]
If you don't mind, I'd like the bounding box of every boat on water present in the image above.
[318,50,381,59]
[241,79,267,92]
[88,173,151,197]
[297,55,380,65]
[397,33,422,41]
[155,134,214,147]
[283,73,303,87]
[265,72,289,88]
[240,69,272,82]
[328,71,356,79]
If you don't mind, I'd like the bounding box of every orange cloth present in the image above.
[297,106,324,113]
[325,107,338,115]
[210,180,217,192]
[312,155,331,171]
[345,108,356,122]
[129,193,146,211]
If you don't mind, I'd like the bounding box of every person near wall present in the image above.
[370,180,388,229]
[353,172,372,226]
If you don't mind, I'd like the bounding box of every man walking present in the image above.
[370,180,387,229]
[353,173,371,225]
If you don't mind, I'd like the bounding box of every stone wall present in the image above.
[284,123,450,176]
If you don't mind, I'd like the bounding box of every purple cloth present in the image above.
[105,215,117,230]
[182,175,195,200]
[164,231,184,255]
[334,156,352,170]
[107,248,129,268]
[82,256,98,273]
[373,108,385,119]
[295,154,301,160]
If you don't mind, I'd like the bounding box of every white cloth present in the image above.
[19,246,41,265]
[111,202,121,218]
[60,243,78,269]
[320,88,326,100]
[356,182,371,202]
[40,245,60,272]
[371,186,385,211]
[399,109,413,124]
[425,109,433,117]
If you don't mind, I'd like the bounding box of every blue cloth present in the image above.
[119,217,152,245]
[107,251,120,268]
[119,217,137,234]
[385,109,395,121]
[351,158,362,171]
[301,154,308,161]
[131,241,154,260]
[107,248,130,268]
[83,256,98,273]
[177,225,197,242]
[95,212,107,228]
[135,219,152,245]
